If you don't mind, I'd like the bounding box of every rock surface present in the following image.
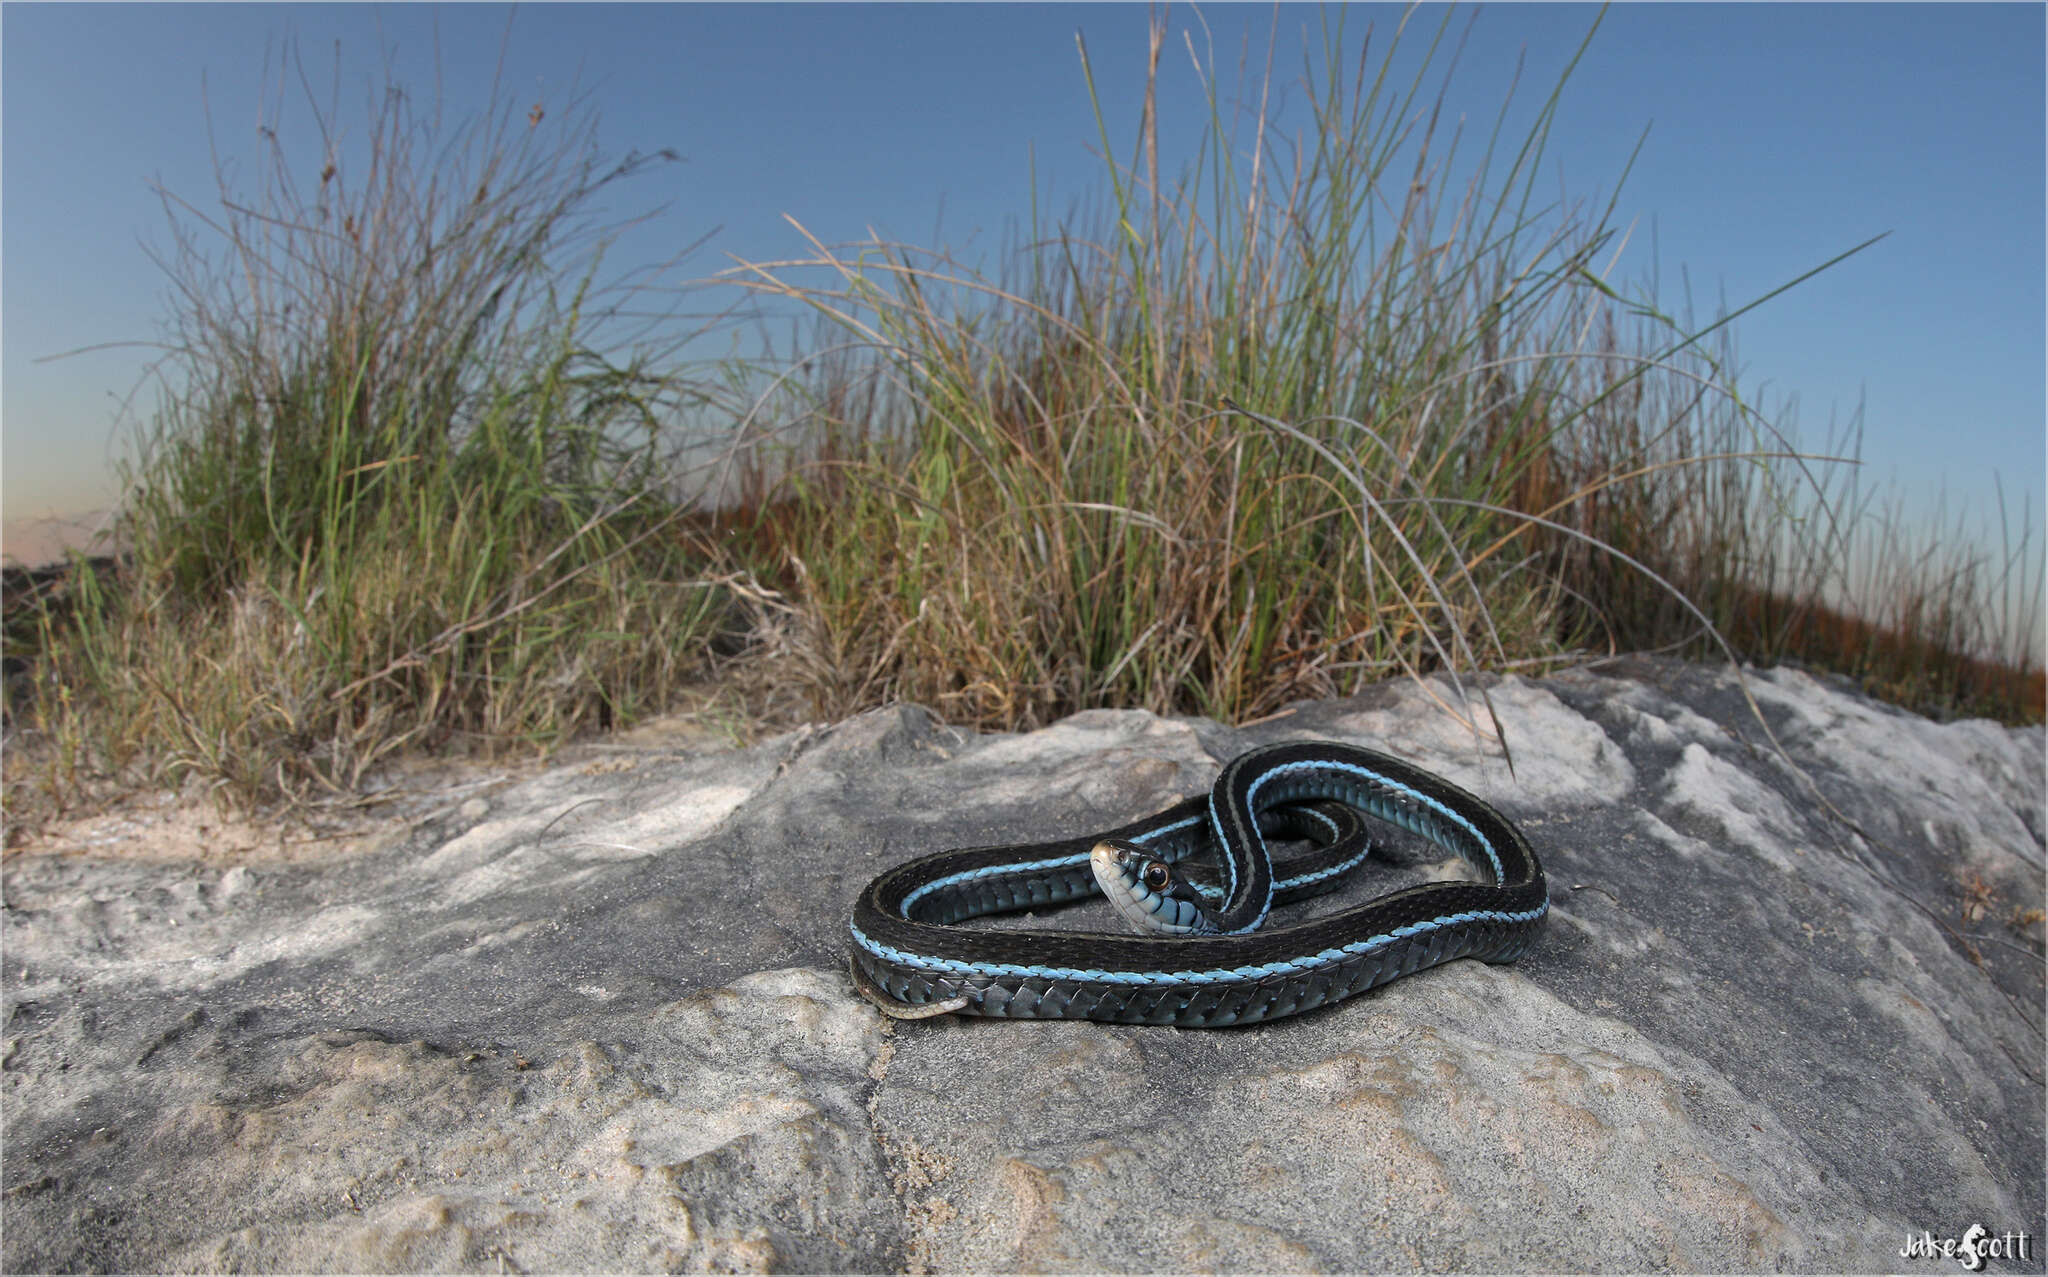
[4,657,2042,1272]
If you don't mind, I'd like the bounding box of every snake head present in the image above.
[1090,839,1218,937]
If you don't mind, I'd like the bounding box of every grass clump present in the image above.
[6,8,2039,827]
[8,40,733,813]
[717,8,2043,735]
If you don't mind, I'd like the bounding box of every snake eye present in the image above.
[1141,861,1172,892]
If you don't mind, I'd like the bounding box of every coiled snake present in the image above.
[848,740,1548,1027]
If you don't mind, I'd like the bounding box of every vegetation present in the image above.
[711,8,2040,731]
[4,9,2040,824]
[5,46,738,810]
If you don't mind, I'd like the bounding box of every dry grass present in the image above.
[710,8,2041,734]
[4,37,740,816]
[4,9,2038,826]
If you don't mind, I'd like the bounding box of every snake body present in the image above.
[848,740,1548,1027]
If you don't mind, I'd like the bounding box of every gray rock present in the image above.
[4,658,2041,1271]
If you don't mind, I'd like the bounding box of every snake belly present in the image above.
[848,740,1549,1027]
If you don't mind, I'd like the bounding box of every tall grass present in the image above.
[8,39,735,811]
[7,9,2039,822]
[714,7,2027,737]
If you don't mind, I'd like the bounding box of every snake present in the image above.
[848,739,1548,1026]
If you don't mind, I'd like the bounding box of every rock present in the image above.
[3,657,2041,1271]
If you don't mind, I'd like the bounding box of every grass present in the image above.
[712,8,2041,734]
[4,9,2041,826]
[4,40,739,815]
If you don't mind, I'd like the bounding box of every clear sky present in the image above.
[5,3,2043,627]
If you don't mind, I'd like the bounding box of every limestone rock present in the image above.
[4,658,2040,1270]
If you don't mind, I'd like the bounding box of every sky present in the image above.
[4,3,2043,654]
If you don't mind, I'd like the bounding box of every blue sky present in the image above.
[5,3,2043,645]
